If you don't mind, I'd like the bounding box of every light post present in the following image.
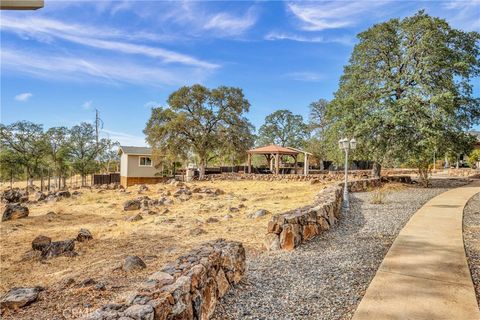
[338,138,357,210]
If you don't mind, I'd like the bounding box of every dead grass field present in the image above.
[0,180,326,319]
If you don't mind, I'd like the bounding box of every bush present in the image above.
[371,188,389,204]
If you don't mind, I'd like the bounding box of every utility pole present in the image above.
[95,109,100,149]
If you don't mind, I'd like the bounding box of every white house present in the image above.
[118,146,164,186]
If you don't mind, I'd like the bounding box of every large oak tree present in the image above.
[325,11,480,184]
[144,84,254,179]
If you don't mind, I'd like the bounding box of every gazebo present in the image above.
[246,144,312,175]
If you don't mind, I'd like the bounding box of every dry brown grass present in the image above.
[0,180,325,319]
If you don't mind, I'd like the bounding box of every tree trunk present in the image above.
[418,166,430,188]
[372,162,382,178]
[198,159,206,180]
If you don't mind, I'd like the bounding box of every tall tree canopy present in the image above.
[257,109,309,148]
[144,84,254,179]
[325,11,480,183]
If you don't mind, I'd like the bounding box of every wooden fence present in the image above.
[93,173,120,185]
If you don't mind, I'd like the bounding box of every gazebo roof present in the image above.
[247,144,300,155]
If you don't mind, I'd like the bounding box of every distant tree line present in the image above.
[0,121,119,188]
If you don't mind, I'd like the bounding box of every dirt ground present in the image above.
[0,180,326,319]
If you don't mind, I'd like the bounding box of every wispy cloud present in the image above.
[14,92,33,101]
[265,31,355,45]
[442,1,480,31]
[1,16,218,69]
[144,101,160,109]
[102,129,147,146]
[285,72,325,82]
[287,1,392,31]
[82,100,93,110]
[204,9,257,36]
[1,47,210,86]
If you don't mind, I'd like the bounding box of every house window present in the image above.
[139,156,152,167]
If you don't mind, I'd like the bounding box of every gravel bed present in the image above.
[213,179,469,320]
[464,192,480,306]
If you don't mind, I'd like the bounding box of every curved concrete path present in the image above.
[353,180,480,320]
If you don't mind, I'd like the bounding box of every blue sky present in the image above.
[1,0,479,146]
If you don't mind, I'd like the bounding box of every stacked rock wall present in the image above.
[207,171,372,182]
[85,239,245,320]
[265,178,384,251]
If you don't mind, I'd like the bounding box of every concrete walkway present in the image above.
[353,180,480,320]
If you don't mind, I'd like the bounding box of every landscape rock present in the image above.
[138,184,149,192]
[205,217,219,223]
[124,304,154,320]
[126,214,143,222]
[2,204,29,221]
[56,190,71,198]
[223,214,233,220]
[0,286,43,310]
[189,227,207,236]
[1,188,23,203]
[124,199,141,211]
[41,239,76,259]
[76,228,93,242]
[34,191,46,202]
[248,209,268,219]
[123,256,146,272]
[32,235,52,251]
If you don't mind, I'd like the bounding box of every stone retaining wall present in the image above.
[207,171,372,182]
[265,178,385,251]
[85,239,245,320]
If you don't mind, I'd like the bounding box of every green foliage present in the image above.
[0,149,24,182]
[68,122,109,181]
[0,121,118,185]
[326,11,480,180]
[257,109,309,148]
[467,149,480,168]
[144,84,254,179]
[0,121,49,181]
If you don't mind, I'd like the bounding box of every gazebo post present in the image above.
[247,153,252,174]
[304,152,309,176]
[275,153,280,175]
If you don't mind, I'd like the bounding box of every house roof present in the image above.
[118,146,152,155]
[247,144,300,155]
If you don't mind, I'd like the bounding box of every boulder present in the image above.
[2,204,29,221]
[138,184,149,192]
[205,217,219,223]
[126,214,143,222]
[41,239,76,259]
[76,228,93,242]
[264,233,281,251]
[0,286,43,310]
[279,224,302,251]
[124,199,141,211]
[32,235,52,251]
[147,271,174,287]
[34,191,46,202]
[189,228,207,236]
[1,189,23,203]
[248,209,268,219]
[124,304,154,320]
[123,256,146,272]
[56,190,71,198]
